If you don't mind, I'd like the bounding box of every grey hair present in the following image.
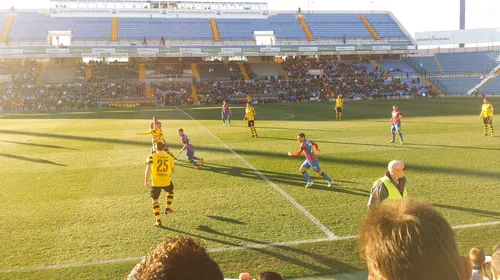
[388,160,404,173]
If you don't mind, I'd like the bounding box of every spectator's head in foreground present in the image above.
[259,271,284,280]
[127,236,223,280]
[387,160,405,180]
[492,250,500,280]
[359,198,464,280]
[469,247,486,268]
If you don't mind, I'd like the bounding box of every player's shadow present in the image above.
[257,137,424,150]
[208,215,246,225]
[196,225,360,274]
[434,203,500,219]
[0,129,183,150]
[160,225,358,274]
[0,152,67,166]
[0,140,79,151]
[309,185,370,197]
[231,125,338,133]
[405,143,500,151]
[197,162,366,196]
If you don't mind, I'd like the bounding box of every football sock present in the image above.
[222,119,226,125]
[228,119,231,125]
[190,159,199,166]
[399,133,404,142]
[165,192,174,212]
[152,202,161,221]
[192,156,200,161]
[392,133,395,141]
[165,149,176,159]
[320,172,332,182]
[491,125,494,134]
[485,125,488,133]
[339,113,342,120]
[252,127,258,137]
[302,171,312,182]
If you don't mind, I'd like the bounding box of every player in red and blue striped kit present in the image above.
[288,133,333,188]
[221,100,232,126]
[177,128,204,169]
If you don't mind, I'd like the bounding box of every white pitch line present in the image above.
[281,113,295,120]
[175,107,336,239]
[1,220,499,274]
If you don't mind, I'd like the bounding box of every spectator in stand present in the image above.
[470,248,489,280]
[359,198,466,280]
[259,271,284,280]
[126,236,224,280]
[491,250,500,280]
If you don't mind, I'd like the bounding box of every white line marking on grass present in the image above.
[451,220,500,230]
[281,114,295,120]
[175,107,336,239]
[1,220,499,273]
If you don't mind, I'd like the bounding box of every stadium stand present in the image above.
[434,76,482,94]
[436,51,500,74]
[9,12,111,42]
[376,60,418,76]
[305,13,372,40]
[364,13,407,39]
[409,56,441,74]
[479,75,500,94]
[118,18,213,41]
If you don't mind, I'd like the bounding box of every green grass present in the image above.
[1,97,499,279]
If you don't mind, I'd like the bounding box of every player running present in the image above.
[288,133,333,188]
[335,95,343,121]
[479,98,494,136]
[144,142,175,227]
[244,102,258,138]
[177,128,204,169]
[221,100,232,126]
[137,122,177,159]
[389,105,404,144]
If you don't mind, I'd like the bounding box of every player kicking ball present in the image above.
[177,128,204,169]
[288,133,333,188]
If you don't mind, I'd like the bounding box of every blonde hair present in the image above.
[359,198,463,280]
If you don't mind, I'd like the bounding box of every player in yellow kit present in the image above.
[335,95,344,121]
[244,102,258,137]
[479,98,494,136]
[144,142,175,227]
[137,122,177,159]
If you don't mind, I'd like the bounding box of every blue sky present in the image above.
[1,0,499,37]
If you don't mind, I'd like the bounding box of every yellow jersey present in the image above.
[146,153,174,187]
[336,98,343,108]
[245,107,255,121]
[481,104,494,117]
[138,128,165,143]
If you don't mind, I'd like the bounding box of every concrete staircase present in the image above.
[138,64,146,79]
[0,15,16,43]
[191,63,200,80]
[111,17,119,42]
[433,55,445,75]
[209,18,221,42]
[278,63,289,79]
[360,15,380,40]
[191,85,199,104]
[239,63,250,81]
[297,15,314,41]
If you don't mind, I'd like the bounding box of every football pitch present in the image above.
[1,97,499,280]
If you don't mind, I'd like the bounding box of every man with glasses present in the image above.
[368,160,407,209]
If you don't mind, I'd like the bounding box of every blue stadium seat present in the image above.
[480,76,500,95]
[377,60,417,75]
[410,56,441,74]
[9,12,111,41]
[436,51,500,73]
[435,76,482,94]
[364,14,407,39]
[305,14,372,39]
[119,18,213,41]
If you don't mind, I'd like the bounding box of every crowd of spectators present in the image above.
[1,59,440,111]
